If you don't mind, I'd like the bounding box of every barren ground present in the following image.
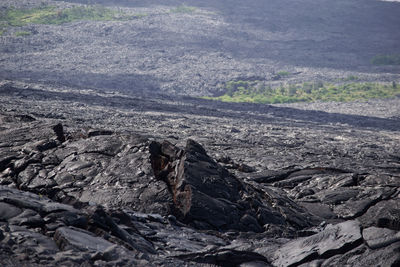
[0,1,400,267]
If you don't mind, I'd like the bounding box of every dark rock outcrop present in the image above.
[0,186,151,266]
[150,139,292,232]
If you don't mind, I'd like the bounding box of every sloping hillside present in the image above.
[1,0,400,96]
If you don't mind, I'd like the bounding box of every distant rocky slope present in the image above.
[1,0,400,97]
[0,81,399,266]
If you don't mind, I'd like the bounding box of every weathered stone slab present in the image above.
[363,226,400,249]
[273,220,362,267]
[54,226,114,252]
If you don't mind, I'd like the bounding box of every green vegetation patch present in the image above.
[341,75,359,81]
[170,4,196,13]
[15,31,31,37]
[0,5,139,32]
[204,80,400,104]
[0,22,7,36]
[371,54,400,66]
[272,71,291,80]
[276,71,291,77]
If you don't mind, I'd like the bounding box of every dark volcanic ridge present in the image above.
[0,80,399,266]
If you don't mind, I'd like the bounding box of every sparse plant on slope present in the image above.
[170,4,196,14]
[341,75,359,81]
[15,31,31,37]
[0,5,142,34]
[371,54,400,65]
[272,71,291,80]
[0,22,7,36]
[276,71,291,77]
[204,80,400,104]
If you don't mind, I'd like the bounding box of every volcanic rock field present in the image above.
[1,0,400,266]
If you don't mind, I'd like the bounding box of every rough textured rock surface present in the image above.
[149,139,306,232]
[1,0,400,266]
[272,220,362,267]
[0,80,399,266]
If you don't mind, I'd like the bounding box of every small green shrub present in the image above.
[132,13,147,19]
[272,71,291,80]
[15,31,31,36]
[170,5,196,13]
[0,21,8,35]
[276,71,291,77]
[342,75,359,81]
[371,54,400,65]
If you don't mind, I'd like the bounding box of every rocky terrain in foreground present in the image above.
[0,81,399,266]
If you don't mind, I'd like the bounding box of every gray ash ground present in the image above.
[1,0,400,266]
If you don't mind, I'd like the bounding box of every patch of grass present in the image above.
[0,5,139,29]
[15,31,31,37]
[342,75,359,81]
[0,22,7,35]
[371,54,400,65]
[170,4,196,13]
[204,80,400,104]
[276,71,291,77]
[272,71,291,80]
[132,13,147,19]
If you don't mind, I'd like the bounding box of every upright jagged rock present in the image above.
[150,139,313,232]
